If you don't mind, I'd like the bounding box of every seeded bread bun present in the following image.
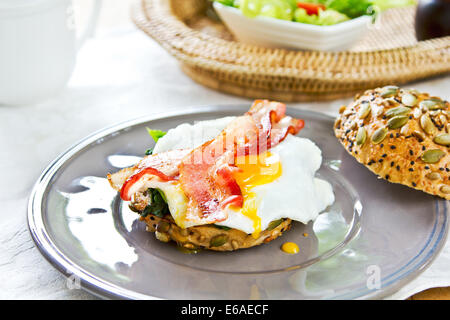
[142,213,292,252]
[334,86,449,200]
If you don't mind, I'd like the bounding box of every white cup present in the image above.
[0,0,102,105]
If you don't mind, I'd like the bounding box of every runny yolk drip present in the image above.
[232,152,282,239]
[281,242,299,254]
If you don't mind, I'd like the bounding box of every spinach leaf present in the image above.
[213,225,231,231]
[145,148,153,155]
[141,188,169,218]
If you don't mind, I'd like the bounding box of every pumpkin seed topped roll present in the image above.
[334,86,450,200]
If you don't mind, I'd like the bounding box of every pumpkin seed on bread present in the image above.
[141,212,292,252]
[334,86,449,200]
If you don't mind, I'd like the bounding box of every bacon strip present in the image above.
[107,149,191,199]
[270,117,305,147]
[120,167,176,201]
[179,100,304,224]
[247,100,305,150]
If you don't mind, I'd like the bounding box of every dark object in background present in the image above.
[415,0,450,40]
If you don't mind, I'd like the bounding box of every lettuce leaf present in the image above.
[215,0,236,5]
[214,0,415,19]
[294,7,349,25]
[326,0,373,18]
[372,0,416,10]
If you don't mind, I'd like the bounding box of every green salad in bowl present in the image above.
[213,0,415,26]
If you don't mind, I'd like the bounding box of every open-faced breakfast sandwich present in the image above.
[335,86,449,200]
[108,100,334,251]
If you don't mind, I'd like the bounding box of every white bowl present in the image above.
[213,2,372,51]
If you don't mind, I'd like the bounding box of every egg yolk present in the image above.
[281,242,299,254]
[232,152,282,238]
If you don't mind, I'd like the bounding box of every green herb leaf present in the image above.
[146,128,167,143]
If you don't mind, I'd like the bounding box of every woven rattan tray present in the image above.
[133,0,450,101]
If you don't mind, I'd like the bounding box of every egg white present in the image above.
[152,116,236,154]
[153,117,335,232]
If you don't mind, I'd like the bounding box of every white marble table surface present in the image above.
[0,20,449,299]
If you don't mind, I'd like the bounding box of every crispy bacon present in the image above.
[107,149,191,199]
[136,149,191,176]
[270,117,305,147]
[120,167,176,201]
[178,140,241,223]
[179,100,304,224]
[247,100,305,151]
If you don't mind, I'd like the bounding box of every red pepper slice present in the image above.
[120,167,176,201]
[297,2,326,15]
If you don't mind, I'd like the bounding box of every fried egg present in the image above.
[153,117,335,236]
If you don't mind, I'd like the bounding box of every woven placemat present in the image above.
[133,0,450,101]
